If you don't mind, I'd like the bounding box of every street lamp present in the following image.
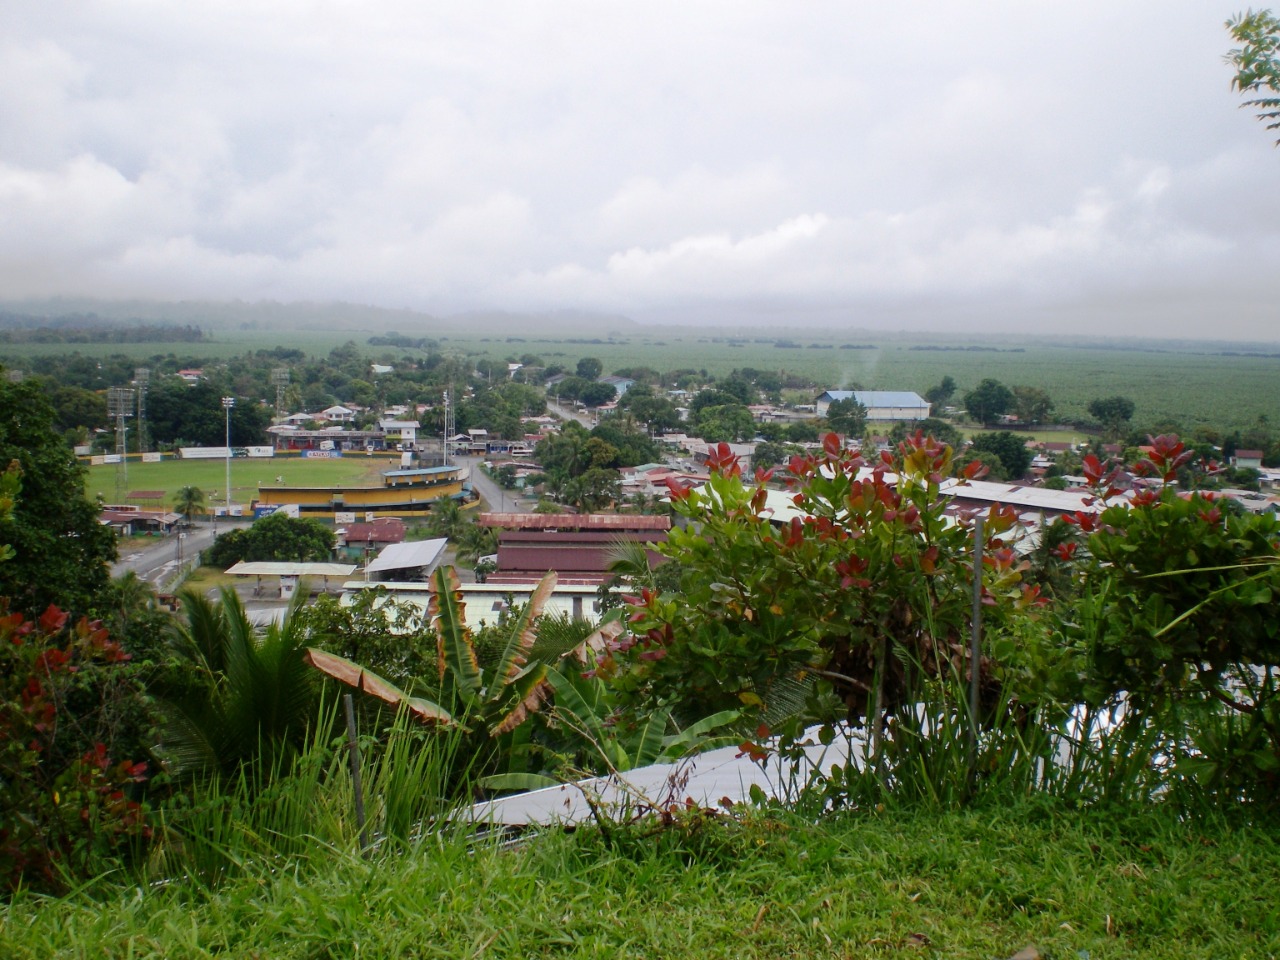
[222,397,235,525]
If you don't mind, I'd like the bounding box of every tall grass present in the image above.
[791,666,1242,820]
[147,695,478,888]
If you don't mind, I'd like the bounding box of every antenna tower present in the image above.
[106,386,135,502]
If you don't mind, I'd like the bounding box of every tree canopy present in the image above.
[825,397,868,438]
[0,377,116,614]
[206,513,335,568]
[962,378,1014,424]
[968,432,1034,480]
[1088,395,1136,439]
[1226,8,1280,143]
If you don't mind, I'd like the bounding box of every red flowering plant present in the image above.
[1051,435,1280,803]
[0,603,152,892]
[603,435,1042,761]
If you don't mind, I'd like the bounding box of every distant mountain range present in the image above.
[0,298,639,339]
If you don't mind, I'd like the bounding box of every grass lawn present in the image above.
[85,455,392,510]
[965,427,1094,446]
[4,801,1276,958]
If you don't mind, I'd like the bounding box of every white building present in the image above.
[814,390,930,421]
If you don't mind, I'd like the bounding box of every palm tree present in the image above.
[158,586,320,780]
[174,486,205,526]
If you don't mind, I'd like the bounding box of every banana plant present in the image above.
[306,566,619,739]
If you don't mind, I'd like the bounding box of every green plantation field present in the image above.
[9,323,1280,433]
[85,454,390,510]
[464,331,1280,433]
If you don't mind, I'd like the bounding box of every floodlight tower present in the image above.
[133,368,150,454]
[271,368,290,449]
[222,396,235,519]
[442,390,454,466]
[107,386,134,502]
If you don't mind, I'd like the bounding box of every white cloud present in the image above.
[0,1,1276,337]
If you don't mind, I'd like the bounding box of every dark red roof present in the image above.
[341,518,407,544]
[495,529,667,583]
[480,513,670,531]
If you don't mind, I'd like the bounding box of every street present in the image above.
[458,456,533,514]
[110,519,248,587]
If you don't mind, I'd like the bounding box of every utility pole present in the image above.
[222,396,235,520]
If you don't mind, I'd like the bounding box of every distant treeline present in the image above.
[0,312,203,344]
[910,345,1026,353]
[367,333,439,350]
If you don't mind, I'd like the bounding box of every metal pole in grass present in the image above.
[968,516,985,777]
[343,693,369,853]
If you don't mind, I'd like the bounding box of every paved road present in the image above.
[459,456,534,514]
[111,520,248,586]
[546,399,595,429]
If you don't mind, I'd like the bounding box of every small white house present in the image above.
[320,405,357,423]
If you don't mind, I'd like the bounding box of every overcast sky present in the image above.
[3,2,1278,339]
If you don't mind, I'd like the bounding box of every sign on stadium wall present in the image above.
[246,446,275,458]
[253,504,300,519]
[142,452,162,463]
[302,450,343,459]
[334,512,357,524]
[180,447,232,460]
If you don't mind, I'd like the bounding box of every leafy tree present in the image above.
[590,420,661,467]
[825,397,867,438]
[923,375,958,411]
[296,588,433,691]
[579,381,618,408]
[556,467,622,512]
[0,377,116,615]
[751,440,794,472]
[968,432,1034,480]
[785,420,820,443]
[694,404,756,443]
[690,387,741,415]
[47,385,109,436]
[1011,385,1055,424]
[1226,8,1280,143]
[206,512,334,568]
[962,378,1014,425]
[576,357,603,380]
[889,417,962,449]
[617,386,683,435]
[1087,395,1136,440]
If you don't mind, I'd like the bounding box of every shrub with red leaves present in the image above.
[0,603,152,892]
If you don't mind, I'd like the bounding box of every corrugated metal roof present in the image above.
[479,513,671,530]
[467,725,864,827]
[366,539,447,573]
[819,390,929,407]
[225,562,358,576]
